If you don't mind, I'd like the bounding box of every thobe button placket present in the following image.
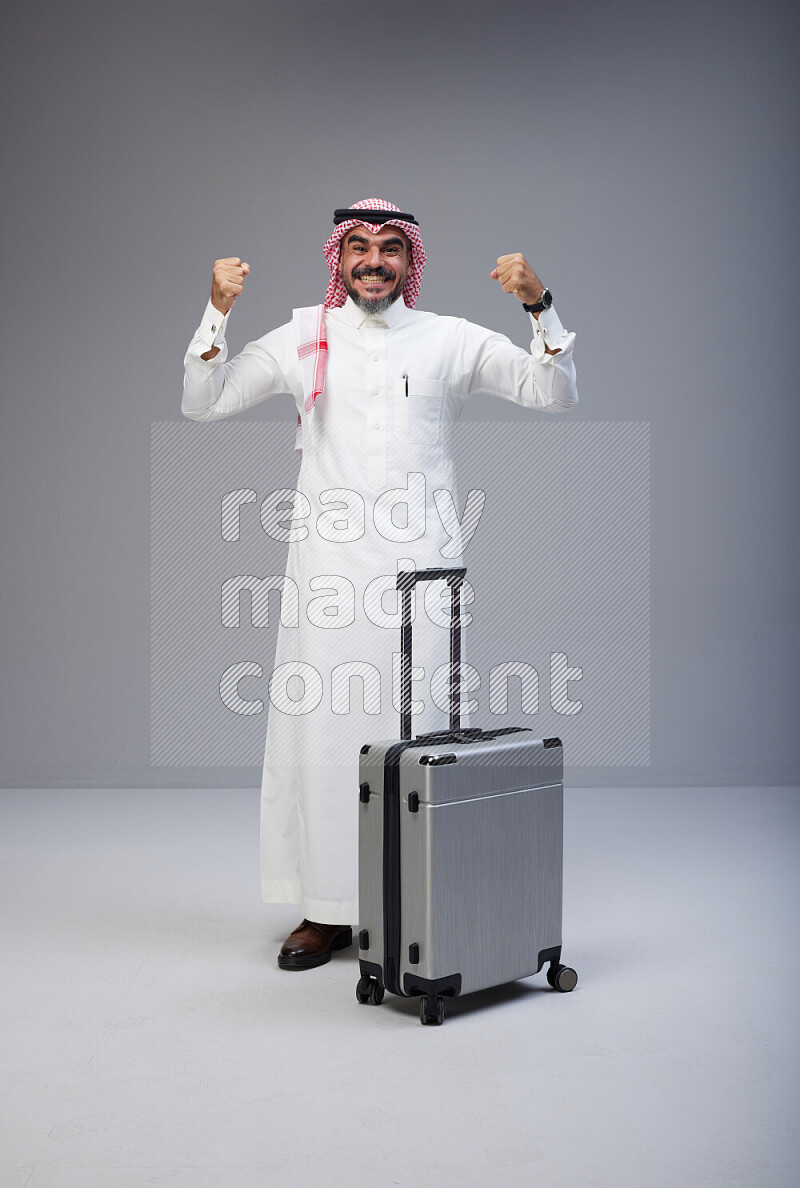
[365,334,387,490]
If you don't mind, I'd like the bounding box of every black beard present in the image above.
[344,267,405,314]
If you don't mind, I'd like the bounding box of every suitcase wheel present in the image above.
[547,962,578,993]
[419,995,445,1026]
[356,975,385,1006]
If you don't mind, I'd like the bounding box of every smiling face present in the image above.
[338,224,411,314]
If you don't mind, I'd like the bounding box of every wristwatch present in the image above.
[523,288,553,314]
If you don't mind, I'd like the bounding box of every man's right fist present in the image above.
[211,257,251,316]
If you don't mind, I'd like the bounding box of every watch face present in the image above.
[542,288,553,308]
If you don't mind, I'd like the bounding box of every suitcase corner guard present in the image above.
[536,944,562,972]
[403,972,462,999]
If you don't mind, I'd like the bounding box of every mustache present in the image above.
[352,266,395,280]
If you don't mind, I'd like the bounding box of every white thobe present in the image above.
[182,294,578,923]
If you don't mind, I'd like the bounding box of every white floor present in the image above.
[0,786,798,1188]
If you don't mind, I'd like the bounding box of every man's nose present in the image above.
[366,246,384,267]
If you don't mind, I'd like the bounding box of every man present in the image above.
[182,198,578,970]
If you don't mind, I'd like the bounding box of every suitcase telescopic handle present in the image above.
[396,568,466,741]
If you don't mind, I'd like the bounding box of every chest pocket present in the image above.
[393,378,445,445]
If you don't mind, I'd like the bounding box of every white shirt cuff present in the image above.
[529,304,569,360]
[198,300,230,351]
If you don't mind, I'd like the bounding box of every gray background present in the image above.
[1,7,798,1185]
[1,0,797,787]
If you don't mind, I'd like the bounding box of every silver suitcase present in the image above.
[356,567,578,1025]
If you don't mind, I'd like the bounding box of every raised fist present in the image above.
[211,257,251,316]
[490,253,543,306]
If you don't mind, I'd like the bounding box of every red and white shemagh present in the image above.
[294,199,426,447]
[322,197,426,311]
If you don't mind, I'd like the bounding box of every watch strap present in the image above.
[523,288,553,314]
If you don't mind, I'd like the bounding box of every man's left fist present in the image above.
[490,253,544,305]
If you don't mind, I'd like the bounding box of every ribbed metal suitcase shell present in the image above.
[356,566,575,1023]
[358,729,564,1001]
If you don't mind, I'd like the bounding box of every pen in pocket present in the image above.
[402,371,408,397]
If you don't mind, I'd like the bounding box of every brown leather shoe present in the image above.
[278,919,353,970]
